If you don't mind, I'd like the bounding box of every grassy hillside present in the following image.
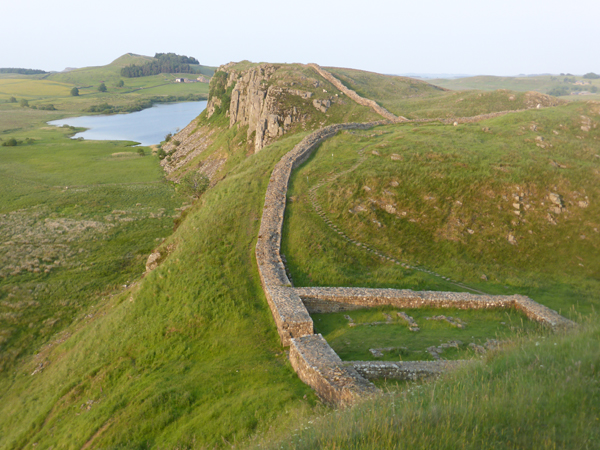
[326,67,562,119]
[1,59,598,449]
[259,317,599,449]
[282,102,600,316]
[431,74,600,101]
[49,53,216,87]
[0,129,326,448]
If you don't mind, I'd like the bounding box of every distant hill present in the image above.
[430,74,600,99]
[48,53,216,86]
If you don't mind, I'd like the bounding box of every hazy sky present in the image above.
[2,0,599,76]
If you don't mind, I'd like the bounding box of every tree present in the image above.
[2,138,18,147]
[181,171,209,197]
[20,99,29,107]
[70,87,79,96]
[8,96,16,103]
[116,79,124,87]
[583,72,600,79]
[98,82,107,93]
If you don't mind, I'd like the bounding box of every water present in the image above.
[48,101,207,146]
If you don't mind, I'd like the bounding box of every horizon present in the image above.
[2,0,599,77]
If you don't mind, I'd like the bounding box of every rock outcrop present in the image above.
[207,64,316,153]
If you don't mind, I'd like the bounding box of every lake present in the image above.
[48,101,207,146]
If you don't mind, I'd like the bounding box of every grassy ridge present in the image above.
[0,132,324,449]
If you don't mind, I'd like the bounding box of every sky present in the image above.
[2,0,599,76]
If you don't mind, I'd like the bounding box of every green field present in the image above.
[0,120,188,372]
[0,53,212,117]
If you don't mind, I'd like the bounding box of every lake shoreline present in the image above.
[48,100,207,146]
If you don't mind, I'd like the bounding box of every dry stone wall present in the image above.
[294,287,575,329]
[253,88,575,406]
[289,334,378,406]
[308,64,407,123]
[256,121,385,348]
[345,360,466,381]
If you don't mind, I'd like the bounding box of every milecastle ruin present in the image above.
[254,65,575,406]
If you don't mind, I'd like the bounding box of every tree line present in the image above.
[0,68,47,75]
[120,53,200,78]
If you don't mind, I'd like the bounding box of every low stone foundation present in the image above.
[294,287,575,329]
[344,360,467,381]
[289,334,378,407]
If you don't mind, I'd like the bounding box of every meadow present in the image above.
[0,120,186,372]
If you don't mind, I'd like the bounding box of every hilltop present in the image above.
[48,53,216,86]
[0,60,598,449]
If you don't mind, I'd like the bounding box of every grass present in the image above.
[0,121,185,372]
[2,59,599,449]
[430,74,600,101]
[257,316,600,450]
[282,102,600,318]
[313,306,542,362]
[326,67,563,118]
[0,131,325,449]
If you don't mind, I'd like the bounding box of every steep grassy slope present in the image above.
[259,317,600,449]
[0,132,324,449]
[282,102,600,316]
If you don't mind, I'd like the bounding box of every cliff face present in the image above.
[207,63,333,153]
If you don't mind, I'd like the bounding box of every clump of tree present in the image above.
[116,79,124,87]
[20,99,29,108]
[98,82,107,92]
[2,138,18,147]
[8,96,17,103]
[548,86,570,96]
[70,87,79,96]
[180,171,209,198]
[583,72,600,79]
[35,104,56,111]
[120,53,200,78]
[0,68,47,75]
[2,137,36,147]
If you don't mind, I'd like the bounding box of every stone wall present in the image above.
[289,334,378,406]
[294,287,575,329]
[255,121,385,346]
[308,64,407,123]
[254,110,575,406]
[344,360,466,381]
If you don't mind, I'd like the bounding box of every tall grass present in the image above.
[258,316,600,450]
